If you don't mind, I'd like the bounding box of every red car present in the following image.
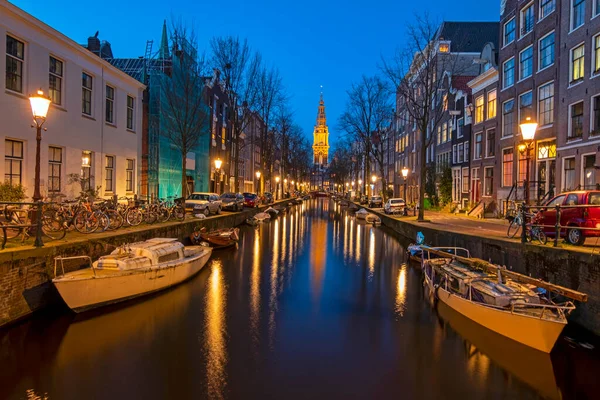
[536,190,600,245]
[243,192,260,208]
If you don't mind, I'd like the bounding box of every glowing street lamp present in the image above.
[275,176,280,200]
[519,117,538,206]
[214,158,222,194]
[401,167,409,203]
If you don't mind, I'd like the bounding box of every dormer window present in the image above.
[439,42,450,53]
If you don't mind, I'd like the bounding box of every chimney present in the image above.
[87,32,101,55]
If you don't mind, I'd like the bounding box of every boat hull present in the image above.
[424,275,566,353]
[53,249,212,312]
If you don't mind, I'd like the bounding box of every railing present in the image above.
[0,201,44,250]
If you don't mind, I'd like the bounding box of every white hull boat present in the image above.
[53,238,212,312]
[355,208,369,220]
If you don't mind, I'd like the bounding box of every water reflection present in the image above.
[250,229,261,347]
[395,264,407,317]
[309,219,327,303]
[205,260,227,400]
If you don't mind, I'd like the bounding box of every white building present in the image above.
[0,1,144,200]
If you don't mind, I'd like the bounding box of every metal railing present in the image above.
[0,201,44,249]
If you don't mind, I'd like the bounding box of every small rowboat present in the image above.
[190,227,240,249]
[355,208,369,220]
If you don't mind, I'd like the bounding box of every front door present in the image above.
[537,160,556,202]
[471,168,481,203]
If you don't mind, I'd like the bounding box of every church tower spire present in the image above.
[159,20,170,59]
[312,91,330,167]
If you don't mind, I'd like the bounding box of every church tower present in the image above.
[312,93,330,167]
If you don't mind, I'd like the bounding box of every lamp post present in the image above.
[284,178,288,198]
[29,90,51,248]
[371,175,377,196]
[275,176,280,200]
[401,167,409,200]
[519,117,538,206]
[214,158,222,194]
[358,179,362,197]
[255,170,261,194]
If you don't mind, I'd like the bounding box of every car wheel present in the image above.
[203,208,210,216]
[216,207,221,215]
[566,228,585,245]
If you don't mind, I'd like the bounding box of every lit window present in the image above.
[487,90,497,120]
[571,44,585,82]
[439,42,450,53]
[537,140,556,160]
[475,96,484,124]
[126,159,134,192]
[503,148,514,187]
[593,34,600,75]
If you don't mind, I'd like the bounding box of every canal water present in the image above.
[1,199,599,399]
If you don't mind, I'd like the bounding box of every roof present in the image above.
[437,22,499,53]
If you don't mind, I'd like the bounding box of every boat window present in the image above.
[158,252,180,263]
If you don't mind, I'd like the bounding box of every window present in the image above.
[486,129,496,157]
[126,159,134,192]
[105,156,114,192]
[5,139,23,185]
[437,126,441,145]
[48,146,62,192]
[487,90,497,119]
[475,96,484,124]
[519,46,533,80]
[593,34,600,75]
[474,133,483,159]
[538,140,557,159]
[457,118,464,138]
[105,85,115,123]
[503,18,515,46]
[462,168,469,192]
[127,96,135,130]
[539,32,555,70]
[571,0,585,30]
[49,56,63,105]
[584,155,596,188]
[503,148,514,187]
[518,152,528,183]
[519,91,533,123]
[503,58,515,88]
[6,35,24,93]
[538,82,554,126]
[82,73,93,115]
[540,0,556,18]
[502,99,515,137]
[571,44,585,82]
[521,3,534,36]
[464,141,469,162]
[458,143,464,163]
[439,42,450,53]
[484,167,494,196]
[442,122,448,143]
[564,158,576,191]
[452,145,457,164]
[595,0,600,16]
[82,151,92,191]
[569,102,584,139]
[592,96,600,134]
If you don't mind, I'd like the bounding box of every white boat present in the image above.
[355,208,369,220]
[365,213,381,225]
[254,212,271,222]
[421,250,576,353]
[52,238,212,312]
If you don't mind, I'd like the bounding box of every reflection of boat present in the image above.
[435,300,561,400]
[53,238,212,312]
[422,250,578,353]
[264,207,279,217]
[190,227,239,249]
[254,212,271,222]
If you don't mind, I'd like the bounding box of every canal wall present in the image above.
[373,210,600,335]
[0,204,283,329]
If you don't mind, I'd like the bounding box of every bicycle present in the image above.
[506,211,536,238]
[525,222,548,245]
[0,203,67,244]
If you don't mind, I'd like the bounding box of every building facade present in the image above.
[1,2,144,200]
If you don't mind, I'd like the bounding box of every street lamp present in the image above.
[519,117,538,206]
[401,167,409,201]
[255,170,261,194]
[275,176,280,200]
[214,158,222,194]
[371,175,377,196]
[29,89,51,248]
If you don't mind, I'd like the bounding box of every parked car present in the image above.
[384,198,406,214]
[263,192,274,204]
[535,190,600,245]
[220,192,245,212]
[243,192,260,208]
[359,195,368,205]
[368,196,383,208]
[185,192,222,216]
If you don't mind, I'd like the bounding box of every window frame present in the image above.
[82,72,93,116]
[462,167,469,193]
[483,167,494,197]
[519,45,534,81]
[570,43,585,83]
[540,0,556,20]
[48,55,63,106]
[485,128,496,158]
[503,57,515,89]
[538,31,555,72]
[538,81,555,127]
[502,147,514,187]
[520,2,535,38]
[127,95,135,130]
[593,33,600,76]
[571,0,586,32]
[487,90,497,120]
[568,100,585,140]
[582,153,597,189]
[475,95,484,124]
[474,132,483,160]
[502,98,515,138]
[4,139,23,186]
[126,158,135,193]
[503,17,516,47]
[5,35,25,94]
[518,90,533,125]
[105,155,115,193]
[48,146,62,193]
[563,157,576,191]
[105,85,115,124]
[591,94,600,135]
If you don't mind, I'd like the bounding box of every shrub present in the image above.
[0,181,26,202]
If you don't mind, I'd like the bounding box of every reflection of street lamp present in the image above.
[401,167,409,201]
[29,89,51,248]
[275,176,280,200]
[214,158,222,194]
[519,117,538,206]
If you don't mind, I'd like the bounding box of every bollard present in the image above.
[520,203,527,244]
[34,200,44,248]
[554,204,560,247]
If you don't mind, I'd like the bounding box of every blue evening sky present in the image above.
[12,0,498,146]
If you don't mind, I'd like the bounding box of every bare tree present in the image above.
[338,75,393,199]
[159,22,210,198]
[210,36,261,192]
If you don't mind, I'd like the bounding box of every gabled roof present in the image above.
[437,22,499,53]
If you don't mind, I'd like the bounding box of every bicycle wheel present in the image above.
[95,211,110,233]
[156,207,170,223]
[42,220,67,240]
[144,211,157,224]
[126,209,143,226]
[74,210,99,233]
[537,230,548,245]
[106,210,124,230]
[507,217,521,238]
[173,206,185,221]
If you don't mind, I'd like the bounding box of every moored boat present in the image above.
[52,238,212,312]
[421,248,582,353]
[355,208,369,220]
[190,227,240,249]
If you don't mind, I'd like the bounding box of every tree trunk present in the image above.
[181,151,187,198]
[418,133,427,221]
[234,137,240,192]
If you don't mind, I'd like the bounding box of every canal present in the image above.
[1,199,599,399]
